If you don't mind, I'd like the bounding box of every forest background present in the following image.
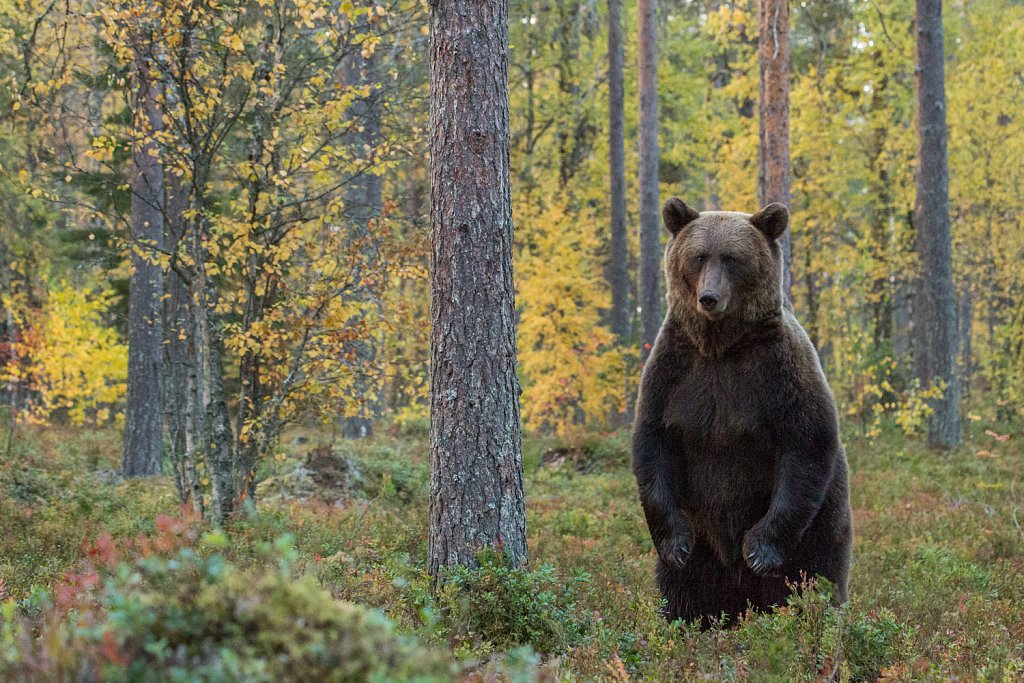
[1,0,1023,680]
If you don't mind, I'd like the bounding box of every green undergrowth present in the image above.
[1,419,1022,680]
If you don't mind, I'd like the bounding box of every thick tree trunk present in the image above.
[607,0,628,341]
[757,0,792,299]
[637,0,659,365]
[913,0,961,448]
[427,0,527,577]
[122,65,165,477]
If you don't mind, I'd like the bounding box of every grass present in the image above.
[0,417,1022,681]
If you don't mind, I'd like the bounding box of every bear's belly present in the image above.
[659,368,778,565]
[662,385,778,566]
[680,436,776,566]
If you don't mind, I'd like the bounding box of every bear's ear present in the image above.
[662,198,700,235]
[750,203,789,240]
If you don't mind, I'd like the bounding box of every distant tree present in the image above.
[757,0,792,298]
[427,0,528,577]
[637,0,659,364]
[122,48,165,478]
[341,5,384,440]
[913,0,961,448]
[607,0,629,342]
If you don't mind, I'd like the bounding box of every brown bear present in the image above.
[631,198,852,628]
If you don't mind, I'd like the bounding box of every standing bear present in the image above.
[632,198,852,627]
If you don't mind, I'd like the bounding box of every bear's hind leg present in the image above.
[655,542,750,629]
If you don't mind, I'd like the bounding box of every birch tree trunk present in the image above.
[122,61,165,477]
[428,0,527,577]
[637,0,659,365]
[913,0,961,448]
[164,172,194,506]
[757,0,792,299]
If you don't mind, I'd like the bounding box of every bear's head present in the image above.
[661,198,788,327]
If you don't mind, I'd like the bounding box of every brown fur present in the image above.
[632,198,853,627]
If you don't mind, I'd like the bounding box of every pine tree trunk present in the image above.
[757,0,792,298]
[637,0,659,364]
[341,17,383,439]
[607,0,629,342]
[428,0,527,577]
[913,0,961,449]
[122,64,165,477]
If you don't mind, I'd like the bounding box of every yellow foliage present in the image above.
[516,191,633,434]
[2,281,126,426]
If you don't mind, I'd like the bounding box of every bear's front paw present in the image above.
[657,532,693,570]
[743,528,784,575]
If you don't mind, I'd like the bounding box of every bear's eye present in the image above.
[721,254,737,266]
[695,253,708,265]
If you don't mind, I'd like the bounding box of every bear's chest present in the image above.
[661,360,777,452]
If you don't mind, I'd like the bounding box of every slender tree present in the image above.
[163,171,198,511]
[122,55,165,477]
[913,0,961,448]
[637,0,659,364]
[607,0,629,341]
[427,0,528,577]
[757,0,792,298]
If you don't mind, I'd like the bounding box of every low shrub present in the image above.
[842,607,913,682]
[0,534,454,682]
[436,548,590,656]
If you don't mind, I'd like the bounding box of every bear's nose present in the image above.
[699,292,720,310]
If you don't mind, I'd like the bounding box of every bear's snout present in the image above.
[699,291,721,310]
[696,263,730,316]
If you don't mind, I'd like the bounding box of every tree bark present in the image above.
[427,0,528,577]
[606,0,629,342]
[959,289,972,404]
[637,0,659,365]
[164,171,194,506]
[757,0,792,299]
[913,0,961,448]
[341,16,384,439]
[122,62,165,477]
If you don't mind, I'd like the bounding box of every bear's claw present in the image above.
[657,530,693,569]
[743,530,784,574]
[661,544,691,569]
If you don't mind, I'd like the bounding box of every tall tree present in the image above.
[913,0,961,448]
[607,0,629,341]
[757,0,792,298]
[122,55,165,477]
[340,12,384,439]
[427,0,527,577]
[637,0,659,364]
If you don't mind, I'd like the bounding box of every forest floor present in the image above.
[1,418,1023,681]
